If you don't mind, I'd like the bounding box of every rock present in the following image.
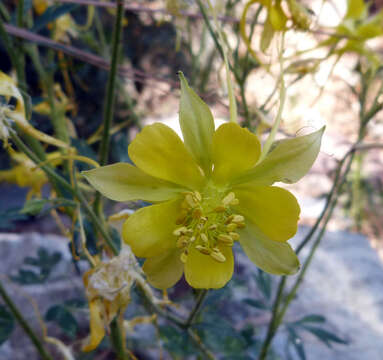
[277,227,383,360]
[0,232,84,360]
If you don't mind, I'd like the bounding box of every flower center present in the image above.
[173,189,245,264]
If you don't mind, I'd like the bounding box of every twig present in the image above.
[3,24,178,87]
[0,281,53,360]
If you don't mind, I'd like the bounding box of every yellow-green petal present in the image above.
[239,221,300,275]
[122,199,180,258]
[179,72,215,175]
[184,245,233,289]
[234,185,300,242]
[129,122,205,189]
[143,249,184,289]
[233,127,324,186]
[83,163,185,202]
[212,123,261,184]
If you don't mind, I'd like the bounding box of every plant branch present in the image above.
[0,281,53,360]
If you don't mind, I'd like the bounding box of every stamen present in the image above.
[174,190,245,264]
[229,232,240,241]
[196,245,211,255]
[210,248,226,262]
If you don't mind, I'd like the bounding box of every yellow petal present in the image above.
[239,221,300,275]
[233,127,324,186]
[82,298,105,352]
[179,72,215,175]
[83,163,186,202]
[143,249,184,289]
[212,123,261,184]
[128,123,205,189]
[184,245,234,289]
[122,199,180,258]
[234,185,300,242]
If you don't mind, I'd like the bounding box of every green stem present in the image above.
[184,289,208,328]
[0,281,53,360]
[10,132,118,256]
[110,317,127,360]
[98,0,124,166]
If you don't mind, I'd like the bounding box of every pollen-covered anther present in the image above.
[196,245,211,255]
[173,226,188,236]
[210,248,226,263]
[176,236,189,248]
[229,232,240,241]
[217,234,234,246]
[200,233,209,244]
[226,223,237,232]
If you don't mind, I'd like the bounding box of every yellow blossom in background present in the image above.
[84,72,324,290]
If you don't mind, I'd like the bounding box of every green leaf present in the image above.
[45,305,78,338]
[244,298,269,310]
[302,326,348,347]
[287,327,306,360]
[11,247,62,284]
[179,71,215,175]
[294,314,326,325]
[233,127,325,186]
[0,305,14,345]
[254,269,272,300]
[20,199,48,216]
[159,325,194,356]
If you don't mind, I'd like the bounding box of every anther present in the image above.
[225,215,234,225]
[193,191,202,202]
[229,232,240,241]
[196,245,211,255]
[176,236,189,248]
[209,224,218,230]
[232,215,245,224]
[210,248,226,262]
[222,192,235,206]
[192,208,202,218]
[226,223,237,232]
[185,194,197,208]
[173,226,188,236]
[213,205,226,213]
[217,234,234,245]
[200,233,209,244]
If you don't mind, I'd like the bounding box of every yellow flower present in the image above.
[84,73,324,290]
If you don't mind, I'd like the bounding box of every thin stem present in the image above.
[10,132,119,256]
[98,0,124,166]
[184,289,208,328]
[0,281,53,360]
